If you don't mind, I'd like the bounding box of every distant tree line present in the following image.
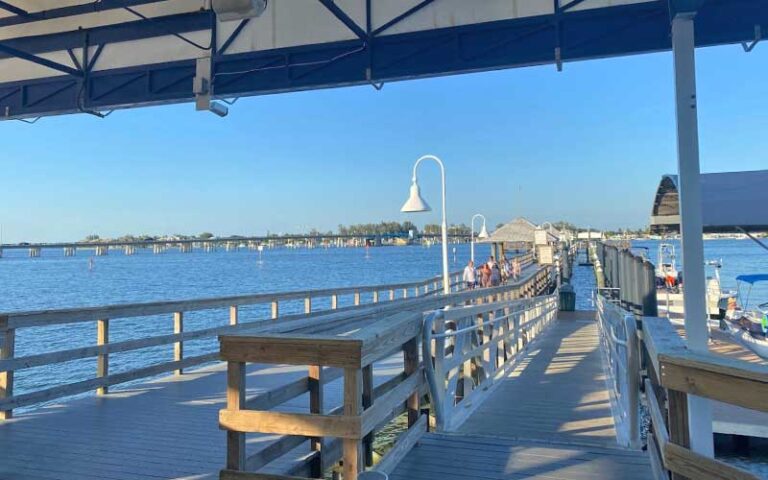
[337,221,418,236]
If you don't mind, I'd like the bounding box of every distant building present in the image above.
[577,231,604,240]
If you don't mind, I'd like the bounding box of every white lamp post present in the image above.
[401,154,450,295]
[471,214,489,264]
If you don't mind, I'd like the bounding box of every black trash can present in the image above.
[559,283,576,311]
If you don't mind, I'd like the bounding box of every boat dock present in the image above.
[1,249,767,480]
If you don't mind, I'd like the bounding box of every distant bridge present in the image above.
[0,233,472,257]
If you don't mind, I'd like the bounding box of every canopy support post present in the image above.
[671,11,714,458]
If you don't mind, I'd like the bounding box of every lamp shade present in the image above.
[400,181,431,213]
[478,223,490,239]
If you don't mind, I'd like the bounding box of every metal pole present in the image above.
[440,162,450,295]
[671,12,714,457]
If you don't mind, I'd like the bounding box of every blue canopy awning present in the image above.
[736,274,768,285]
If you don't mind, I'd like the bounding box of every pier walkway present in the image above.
[389,310,652,480]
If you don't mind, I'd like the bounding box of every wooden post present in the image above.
[343,368,362,480]
[404,338,420,427]
[0,317,15,420]
[668,389,691,480]
[271,300,279,320]
[402,288,408,299]
[96,318,109,395]
[354,291,360,306]
[226,361,246,470]
[372,291,379,303]
[331,294,338,310]
[309,365,324,477]
[362,365,374,467]
[305,296,312,314]
[173,312,183,375]
[389,289,395,301]
[229,306,238,326]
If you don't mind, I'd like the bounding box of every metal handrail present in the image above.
[596,293,640,448]
[423,292,558,432]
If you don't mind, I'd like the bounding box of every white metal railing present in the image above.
[423,293,558,431]
[595,290,640,448]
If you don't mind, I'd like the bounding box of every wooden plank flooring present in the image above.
[390,310,653,480]
[389,434,652,480]
[0,357,404,480]
[457,311,619,447]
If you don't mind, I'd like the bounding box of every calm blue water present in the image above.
[0,243,490,403]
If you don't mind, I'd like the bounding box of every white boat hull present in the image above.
[723,321,768,359]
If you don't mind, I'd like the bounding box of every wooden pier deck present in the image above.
[0,357,404,480]
[390,310,653,480]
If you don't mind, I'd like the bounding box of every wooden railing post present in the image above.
[97,318,109,395]
[229,306,238,326]
[0,316,15,420]
[404,338,420,426]
[226,361,246,471]
[173,312,183,375]
[354,291,360,306]
[271,300,279,320]
[343,367,362,480]
[389,289,395,301]
[331,294,338,310]
[668,389,691,480]
[309,365,324,477]
[372,291,379,303]
[402,288,408,299]
[305,296,312,314]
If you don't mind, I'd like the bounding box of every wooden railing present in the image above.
[641,316,768,480]
[424,290,558,431]
[217,266,552,480]
[0,269,466,419]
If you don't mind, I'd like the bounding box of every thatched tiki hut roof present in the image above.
[481,217,538,245]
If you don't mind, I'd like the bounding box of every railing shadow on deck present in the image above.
[454,313,621,447]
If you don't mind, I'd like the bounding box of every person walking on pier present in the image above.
[512,257,521,281]
[490,262,501,286]
[463,260,477,289]
[480,263,491,288]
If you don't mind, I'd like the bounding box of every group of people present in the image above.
[462,255,523,289]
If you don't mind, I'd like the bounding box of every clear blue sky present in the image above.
[2,43,767,243]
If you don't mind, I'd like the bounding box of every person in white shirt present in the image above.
[463,260,476,289]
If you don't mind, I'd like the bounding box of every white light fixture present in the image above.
[400,181,431,213]
[471,213,488,263]
[401,155,450,295]
[212,0,268,21]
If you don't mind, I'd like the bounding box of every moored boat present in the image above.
[721,274,768,358]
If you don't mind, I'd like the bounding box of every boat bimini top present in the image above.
[736,274,768,285]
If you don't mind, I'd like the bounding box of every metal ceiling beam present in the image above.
[317,0,367,40]
[372,0,435,36]
[0,42,82,77]
[0,0,171,28]
[0,1,27,16]
[0,11,212,61]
